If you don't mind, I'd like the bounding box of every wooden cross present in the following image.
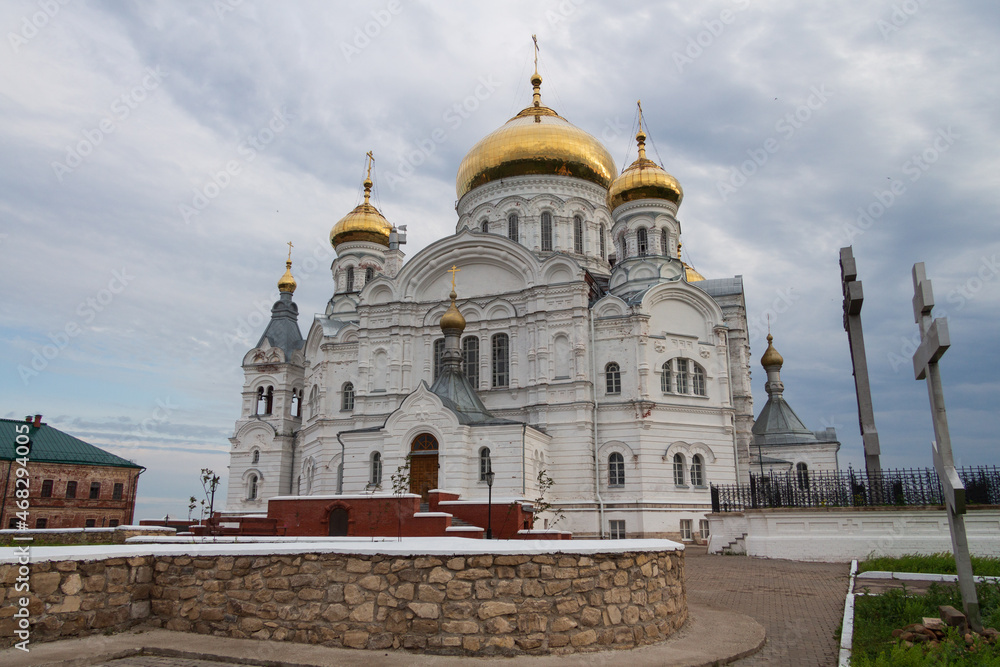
[912,261,982,632]
[447,265,460,291]
[840,247,882,474]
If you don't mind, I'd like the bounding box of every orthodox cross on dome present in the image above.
[447,264,461,293]
[911,261,981,632]
[286,241,293,261]
[363,151,374,204]
[532,34,539,73]
[840,246,882,475]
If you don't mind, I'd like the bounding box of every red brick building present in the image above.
[0,416,144,529]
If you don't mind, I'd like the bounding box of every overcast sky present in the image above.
[2,1,998,522]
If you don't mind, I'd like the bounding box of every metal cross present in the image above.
[840,247,881,475]
[912,261,981,632]
[286,241,293,261]
[447,265,460,291]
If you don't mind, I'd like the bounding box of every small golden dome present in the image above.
[439,291,466,332]
[278,259,296,293]
[455,73,617,201]
[607,129,683,212]
[684,263,705,282]
[330,172,393,248]
[760,334,784,368]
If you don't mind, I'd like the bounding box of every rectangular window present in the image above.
[66,481,77,498]
[492,333,509,388]
[699,519,710,540]
[113,483,124,501]
[35,518,48,529]
[507,214,518,242]
[609,520,625,539]
[680,519,692,541]
[109,519,120,527]
[676,359,689,394]
[693,365,706,396]
[541,212,553,251]
[599,226,606,259]
[89,482,101,499]
[573,216,583,254]
[462,336,480,388]
[41,479,53,498]
[8,518,17,529]
[85,519,96,527]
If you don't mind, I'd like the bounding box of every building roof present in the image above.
[0,418,142,468]
[751,395,820,447]
[256,292,304,360]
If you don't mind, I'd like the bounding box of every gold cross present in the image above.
[637,100,643,131]
[532,34,539,72]
[365,151,374,180]
[286,241,294,261]
[447,265,461,291]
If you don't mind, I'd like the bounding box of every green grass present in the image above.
[851,580,1000,666]
[859,552,1000,577]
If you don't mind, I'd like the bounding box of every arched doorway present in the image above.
[409,433,439,501]
[328,507,349,536]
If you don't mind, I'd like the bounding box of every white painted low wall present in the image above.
[707,507,1000,562]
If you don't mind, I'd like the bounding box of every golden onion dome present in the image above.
[439,291,466,332]
[760,334,784,369]
[607,129,683,211]
[330,174,392,248]
[277,259,296,293]
[455,72,617,201]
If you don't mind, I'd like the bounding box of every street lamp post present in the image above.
[485,469,495,539]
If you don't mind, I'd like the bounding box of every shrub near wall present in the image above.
[148,550,686,655]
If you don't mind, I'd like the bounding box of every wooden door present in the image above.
[328,507,348,536]
[409,454,438,501]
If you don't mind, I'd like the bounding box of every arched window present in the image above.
[637,227,648,256]
[617,233,626,259]
[599,225,606,259]
[481,219,489,233]
[365,267,374,284]
[290,388,301,417]
[247,474,258,500]
[608,452,625,487]
[693,364,706,396]
[661,228,669,256]
[346,266,355,292]
[308,386,318,417]
[605,362,621,395]
[479,447,492,481]
[673,454,685,486]
[676,359,689,394]
[573,215,583,254]
[433,338,445,381]
[251,449,260,464]
[541,211,553,251]
[661,361,672,393]
[796,462,810,490]
[370,452,383,486]
[342,382,355,411]
[507,213,518,242]
[255,387,266,415]
[462,336,479,388]
[691,454,705,487]
[492,333,509,387]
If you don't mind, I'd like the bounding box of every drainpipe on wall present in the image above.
[336,432,345,494]
[128,467,145,525]
[590,310,606,539]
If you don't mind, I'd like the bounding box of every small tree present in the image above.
[200,468,221,535]
[390,456,412,541]
[187,496,197,522]
[533,469,564,530]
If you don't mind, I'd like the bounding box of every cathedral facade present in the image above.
[224,71,769,539]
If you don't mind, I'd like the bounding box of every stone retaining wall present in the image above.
[0,547,686,656]
[0,527,176,547]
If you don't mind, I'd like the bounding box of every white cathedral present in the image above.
[224,69,838,539]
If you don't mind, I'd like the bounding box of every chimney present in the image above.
[33,414,42,428]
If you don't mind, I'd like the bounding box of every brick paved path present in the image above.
[684,547,850,667]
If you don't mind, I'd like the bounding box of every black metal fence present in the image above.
[710,465,1000,512]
